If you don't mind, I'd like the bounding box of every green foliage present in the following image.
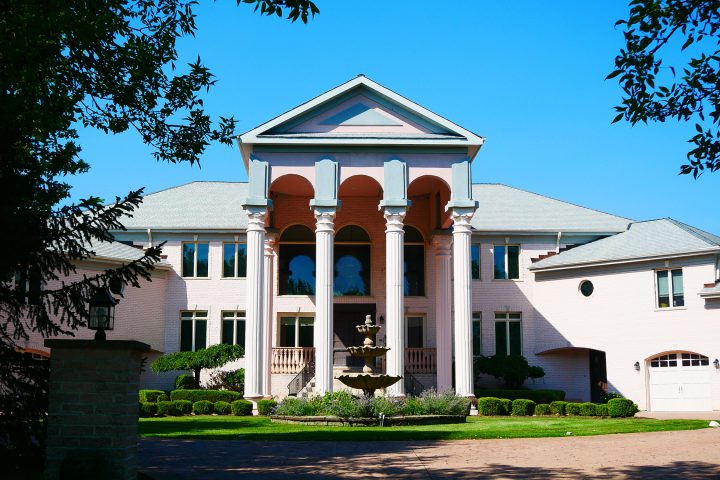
[500,398,513,415]
[139,402,158,418]
[596,404,609,416]
[139,390,168,403]
[206,368,244,394]
[474,389,565,404]
[511,399,536,416]
[231,399,254,416]
[566,403,582,416]
[609,0,720,177]
[473,355,546,388]
[175,374,196,390]
[257,399,278,416]
[214,401,231,415]
[534,404,551,416]
[170,389,242,404]
[419,390,471,416]
[600,391,625,404]
[550,401,568,415]
[152,345,245,388]
[174,400,193,415]
[157,401,181,417]
[608,398,639,418]
[580,402,598,416]
[192,400,214,415]
[369,396,404,417]
[477,397,509,416]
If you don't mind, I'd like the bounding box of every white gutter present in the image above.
[530,248,720,273]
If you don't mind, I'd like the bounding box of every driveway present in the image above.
[139,428,720,479]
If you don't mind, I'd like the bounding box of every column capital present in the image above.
[450,207,475,234]
[244,206,268,232]
[383,206,407,234]
[431,233,453,253]
[313,207,337,233]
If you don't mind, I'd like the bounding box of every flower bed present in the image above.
[271,414,467,426]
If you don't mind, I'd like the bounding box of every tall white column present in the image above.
[243,207,267,413]
[313,207,336,395]
[433,235,453,392]
[451,208,475,399]
[261,233,276,398]
[384,207,406,396]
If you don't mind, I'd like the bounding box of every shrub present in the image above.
[477,397,507,416]
[600,391,624,404]
[174,400,193,415]
[139,389,168,403]
[231,399,254,416]
[214,401,231,415]
[175,374,196,390]
[192,400,213,415]
[157,401,180,416]
[420,389,472,416]
[566,402,582,415]
[534,403,551,415]
[170,389,242,404]
[511,399,536,416]
[579,402,597,416]
[139,402,157,417]
[596,404,609,416]
[402,396,426,416]
[257,399,277,416]
[370,396,403,417]
[607,398,639,418]
[474,389,565,405]
[549,401,568,415]
[207,368,245,394]
[473,355,546,388]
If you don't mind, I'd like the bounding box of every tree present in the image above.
[608,0,720,177]
[151,344,245,388]
[473,355,545,388]
[0,0,318,472]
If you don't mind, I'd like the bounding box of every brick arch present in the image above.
[338,174,383,198]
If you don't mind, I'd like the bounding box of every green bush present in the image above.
[607,398,639,418]
[401,396,425,416]
[170,389,242,404]
[579,402,597,416]
[257,399,277,416]
[511,399,536,416]
[231,399,254,416]
[139,402,157,417]
[420,389,472,416]
[534,403,551,415]
[370,396,403,417]
[549,401,568,415]
[207,369,245,394]
[500,398,512,415]
[473,355,546,388]
[477,397,507,416]
[157,401,180,416]
[139,389,168,403]
[174,400,193,415]
[474,389,565,404]
[596,404,609,416]
[192,400,213,415]
[566,402,582,415]
[600,391,624,404]
[175,374,196,390]
[214,401,231,415]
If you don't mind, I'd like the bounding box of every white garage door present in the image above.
[649,353,712,412]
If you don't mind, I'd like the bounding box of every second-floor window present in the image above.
[221,311,246,347]
[279,315,314,347]
[471,245,481,280]
[223,243,247,278]
[182,242,209,278]
[495,312,521,356]
[180,311,207,352]
[406,315,424,348]
[657,269,684,308]
[472,312,482,357]
[494,245,520,280]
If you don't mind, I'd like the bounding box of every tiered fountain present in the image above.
[336,315,402,397]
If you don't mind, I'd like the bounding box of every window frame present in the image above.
[494,312,522,356]
[179,310,208,352]
[404,314,426,348]
[493,244,521,280]
[221,242,247,279]
[277,314,315,348]
[221,310,246,347]
[181,241,210,279]
[655,268,685,309]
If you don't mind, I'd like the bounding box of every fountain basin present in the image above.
[335,374,402,393]
[356,325,381,336]
[346,346,389,358]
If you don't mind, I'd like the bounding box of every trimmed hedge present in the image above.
[157,401,181,416]
[566,402,582,416]
[534,403,551,415]
[580,402,597,416]
[175,400,193,415]
[549,401,568,415]
[192,400,213,415]
[596,404,609,416]
[170,389,242,404]
[477,397,507,416]
[500,399,512,415]
[139,389,168,403]
[231,399,254,416]
[175,374,196,390]
[474,389,565,404]
[608,398,639,418]
[139,402,157,417]
[258,399,277,416]
[511,399,536,416]
[214,401,231,415]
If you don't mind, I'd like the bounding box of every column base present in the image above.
[245,396,264,416]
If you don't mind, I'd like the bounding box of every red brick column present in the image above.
[44,339,149,480]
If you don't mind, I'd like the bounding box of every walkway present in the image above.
[139,428,720,479]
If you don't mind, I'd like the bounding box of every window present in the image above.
[221,311,246,348]
[472,312,482,358]
[406,315,424,348]
[222,243,247,278]
[279,225,315,295]
[579,280,594,297]
[180,311,208,352]
[182,242,209,278]
[13,267,42,305]
[404,226,425,296]
[656,269,684,308]
[471,245,481,280]
[334,225,371,296]
[495,312,521,356]
[279,315,314,347]
[494,245,520,280]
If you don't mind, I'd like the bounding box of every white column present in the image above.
[313,207,336,395]
[451,208,475,400]
[433,235,453,392]
[384,207,406,396]
[243,207,267,413]
[261,233,276,398]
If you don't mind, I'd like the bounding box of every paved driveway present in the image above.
[139,428,720,479]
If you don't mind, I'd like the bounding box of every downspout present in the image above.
[147,228,153,247]
[556,231,562,253]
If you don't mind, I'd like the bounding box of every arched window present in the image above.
[404,226,425,296]
[334,225,371,296]
[279,225,315,295]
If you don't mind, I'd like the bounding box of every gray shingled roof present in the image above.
[530,218,720,271]
[86,239,171,267]
[699,283,720,297]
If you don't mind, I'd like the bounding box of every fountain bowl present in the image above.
[335,374,402,393]
[346,346,389,358]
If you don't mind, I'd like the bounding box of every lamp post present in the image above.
[88,287,117,340]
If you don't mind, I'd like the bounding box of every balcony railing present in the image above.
[405,347,437,374]
[271,347,315,374]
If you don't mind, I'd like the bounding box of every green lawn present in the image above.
[139,416,709,441]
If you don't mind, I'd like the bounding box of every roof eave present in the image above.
[84,255,172,270]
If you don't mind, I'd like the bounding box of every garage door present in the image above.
[648,353,712,411]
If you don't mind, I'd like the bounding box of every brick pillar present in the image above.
[44,339,149,480]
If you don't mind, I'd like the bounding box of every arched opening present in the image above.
[646,350,713,411]
[334,225,371,296]
[407,175,452,232]
[404,225,425,296]
[338,174,383,198]
[269,174,315,230]
[279,225,315,295]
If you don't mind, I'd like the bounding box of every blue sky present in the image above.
[72,1,719,233]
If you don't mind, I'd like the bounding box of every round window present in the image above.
[579,280,594,297]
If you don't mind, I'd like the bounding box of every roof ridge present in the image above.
[143,181,247,197]
[664,218,720,247]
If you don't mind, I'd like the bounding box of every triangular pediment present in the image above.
[319,102,401,126]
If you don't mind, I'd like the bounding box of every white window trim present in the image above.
[493,244,521,281]
[494,312,522,355]
[404,314,426,348]
[654,268,685,310]
[221,242,247,279]
[181,241,211,279]
[221,310,246,345]
[180,310,208,352]
[277,313,315,347]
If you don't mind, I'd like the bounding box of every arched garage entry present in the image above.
[647,351,712,412]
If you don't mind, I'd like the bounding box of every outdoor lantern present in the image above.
[714,359,720,369]
[633,361,640,371]
[88,287,117,340]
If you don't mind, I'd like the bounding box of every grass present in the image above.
[139,415,709,441]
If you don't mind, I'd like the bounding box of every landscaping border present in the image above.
[270,414,467,427]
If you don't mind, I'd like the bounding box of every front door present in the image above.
[333,303,375,369]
